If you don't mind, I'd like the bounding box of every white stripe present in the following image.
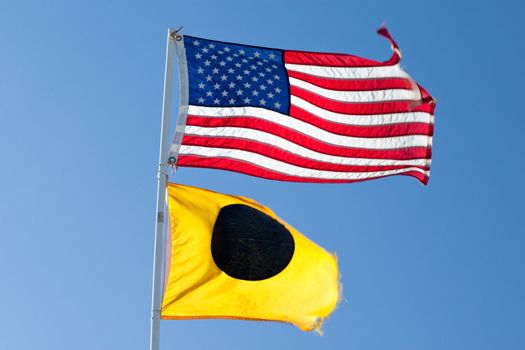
[183,125,429,167]
[291,96,432,125]
[289,77,420,102]
[285,63,410,79]
[190,101,433,127]
[187,105,430,149]
[185,125,427,150]
[179,146,429,180]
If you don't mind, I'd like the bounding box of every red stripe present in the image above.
[416,84,437,107]
[177,155,428,185]
[184,119,431,160]
[376,27,401,65]
[288,106,434,137]
[287,70,414,91]
[284,27,401,67]
[187,114,432,138]
[182,135,428,172]
[291,86,434,115]
[284,50,395,67]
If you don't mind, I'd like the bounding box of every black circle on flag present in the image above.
[211,204,295,281]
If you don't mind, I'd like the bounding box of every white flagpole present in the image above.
[149,28,176,350]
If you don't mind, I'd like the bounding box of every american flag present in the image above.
[169,28,435,184]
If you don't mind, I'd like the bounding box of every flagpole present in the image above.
[149,28,176,350]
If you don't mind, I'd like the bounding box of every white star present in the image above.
[195,53,202,59]
[213,83,221,90]
[204,60,211,66]
[258,72,266,77]
[219,61,226,66]
[193,40,200,46]
[257,61,263,66]
[244,97,251,103]
[265,68,272,72]
[206,75,212,82]
[221,90,229,97]
[260,85,267,90]
[243,69,250,75]
[244,82,251,88]
[268,53,276,60]
[224,46,231,52]
[274,102,281,109]
[209,43,215,48]
[212,68,219,74]
[235,63,242,68]
[198,82,205,89]
[267,79,273,85]
[273,75,280,80]
[228,98,236,104]
[254,51,261,58]
[197,67,204,74]
[228,82,236,89]
[272,64,278,69]
[236,89,243,96]
[218,51,224,55]
[241,58,248,63]
[275,87,282,93]
[202,47,209,53]
[236,75,243,81]
[220,74,228,81]
[259,98,266,105]
[227,68,235,74]
[213,98,220,104]
[206,91,213,97]
[198,97,205,103]
[250,64,257,70]
[226,56,233,62]
[239,49,246,55]
[252,90,259,96]
[267,92,274,99]
[251,76,259,82]
[211,54,218,60]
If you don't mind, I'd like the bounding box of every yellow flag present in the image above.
[161,183,340,332]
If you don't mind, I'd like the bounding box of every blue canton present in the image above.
[184,36,289,114]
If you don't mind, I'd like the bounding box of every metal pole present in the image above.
[149,28,176,350]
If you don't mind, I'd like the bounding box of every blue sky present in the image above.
[1,0,524,349]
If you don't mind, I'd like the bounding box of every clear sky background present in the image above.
[1,0,524,349]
